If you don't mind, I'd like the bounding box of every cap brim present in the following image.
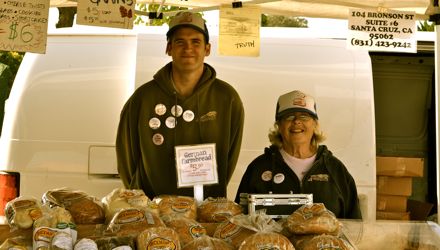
[276,108,318,120]
[166,24,207,39]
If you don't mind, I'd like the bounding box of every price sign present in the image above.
[348,8,416,53]
[77,0,135,29]
[175,144,218,187]
[0,0,49,54]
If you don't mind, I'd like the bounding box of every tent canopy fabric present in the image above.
[50,0,432,20]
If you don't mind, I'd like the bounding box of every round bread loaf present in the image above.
[198,197,243,223]
[105,208,165,237]
[285,203,340,235]
[136,227,181,250]
[238,232,295,250]
[298,234,353,250]
[155,195,197,220]
[182,235,234,250]
[163,215,207,246]
[213,221,256,249]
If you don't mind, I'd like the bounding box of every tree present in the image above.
[134,4,188,26]
[261,14,308,27]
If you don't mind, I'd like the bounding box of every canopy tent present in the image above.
[48,0,440,223]
[50,0,432,20]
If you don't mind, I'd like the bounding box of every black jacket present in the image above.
[234,145,362,219]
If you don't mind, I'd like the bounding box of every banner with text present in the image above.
[348,8,416,53]
[0,0,49,54]
[77,0,135,29]
[219,4,261,57]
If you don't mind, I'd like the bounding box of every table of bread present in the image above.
[0,187,439,249]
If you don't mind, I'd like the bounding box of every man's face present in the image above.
[166,27,211,72]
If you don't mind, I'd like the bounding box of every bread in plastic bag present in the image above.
[182,235,234,250]
[153,195,197,220]
[136,227,181,250]
[162,214,206,246]
[239,231,295,249]
[101,188,151,222]
[197,197,243,223]
[5,196,43,230]
[285,203,341,235]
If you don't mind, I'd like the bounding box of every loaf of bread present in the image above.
[102,188,151,221]
[105,207,165,237]
[136,227,181,250]
[297,234,353,250]
[285,203,340,235]
[5,196,43,229]
[42,188,105,224]
[162,215,207,246]
[213,221,256,249]
[198,197,243,223]
[182,235,234,250]
[238,232,295,250]
[95,235,136,249]
[154,195,197,220]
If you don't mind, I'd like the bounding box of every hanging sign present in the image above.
[347,8,416,53]
[76,0,135,29]
[175,143,218,187]
[0,0,49,54]
[219,4,261,57]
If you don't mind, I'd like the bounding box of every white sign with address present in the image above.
[347,8,416,53]
[175,143,218,187]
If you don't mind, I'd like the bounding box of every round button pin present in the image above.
[152,133,164,145]
[171,105,183,117]
[154,104,167,116]
[165,116,176,129]
[261,170,272,182]
[182,110,195,122]
[273,173,285,184]
[148,117,161,130]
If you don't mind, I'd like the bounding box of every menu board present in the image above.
[0,0,49,54]
[347,8,416,53]
[77,0,135,29]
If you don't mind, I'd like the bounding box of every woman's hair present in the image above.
[268,119,326,149]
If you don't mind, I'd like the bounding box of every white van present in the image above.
[2,25,420,222]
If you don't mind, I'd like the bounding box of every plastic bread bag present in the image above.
[101,188,152,222]
[42,187,105,224]
[182,235,234,250]
[73,238,98,250]
[5,196,43,230]
[162,214,207,246]
[95,235,136,250]
[152,194,197,220]
[197,197,243,223]
[104,207,165,237]
[136,227,181,250]
[33,205,77,250]
[223,210,294,249]
[295,234,355,250]
[284,203,341,235]
[0,236,31,249]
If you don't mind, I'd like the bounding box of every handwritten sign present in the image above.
[77,0,135,29]
[348,8,416,53]
[219,4,260,57]
[0,0,49,54]
[175,144,218,187]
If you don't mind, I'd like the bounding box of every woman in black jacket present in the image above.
[235,90,362,219]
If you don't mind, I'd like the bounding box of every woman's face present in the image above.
[278,112,317,147]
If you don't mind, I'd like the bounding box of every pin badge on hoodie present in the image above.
[165,116,176,129]
[171,105,183,117]
[183,110,194,122]
[155,104,167,116]
[261,170,272,182]
[149,117,161,130]
[152,133,164,145]
[273,173,285,184]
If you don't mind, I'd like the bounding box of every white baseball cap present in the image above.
[276,90,318,120]
[167,11,209,42]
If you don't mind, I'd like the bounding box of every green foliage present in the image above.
[0,51,24,88]
[134,4,188,26]
[261,14,308,27]
[417,20,435,32]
